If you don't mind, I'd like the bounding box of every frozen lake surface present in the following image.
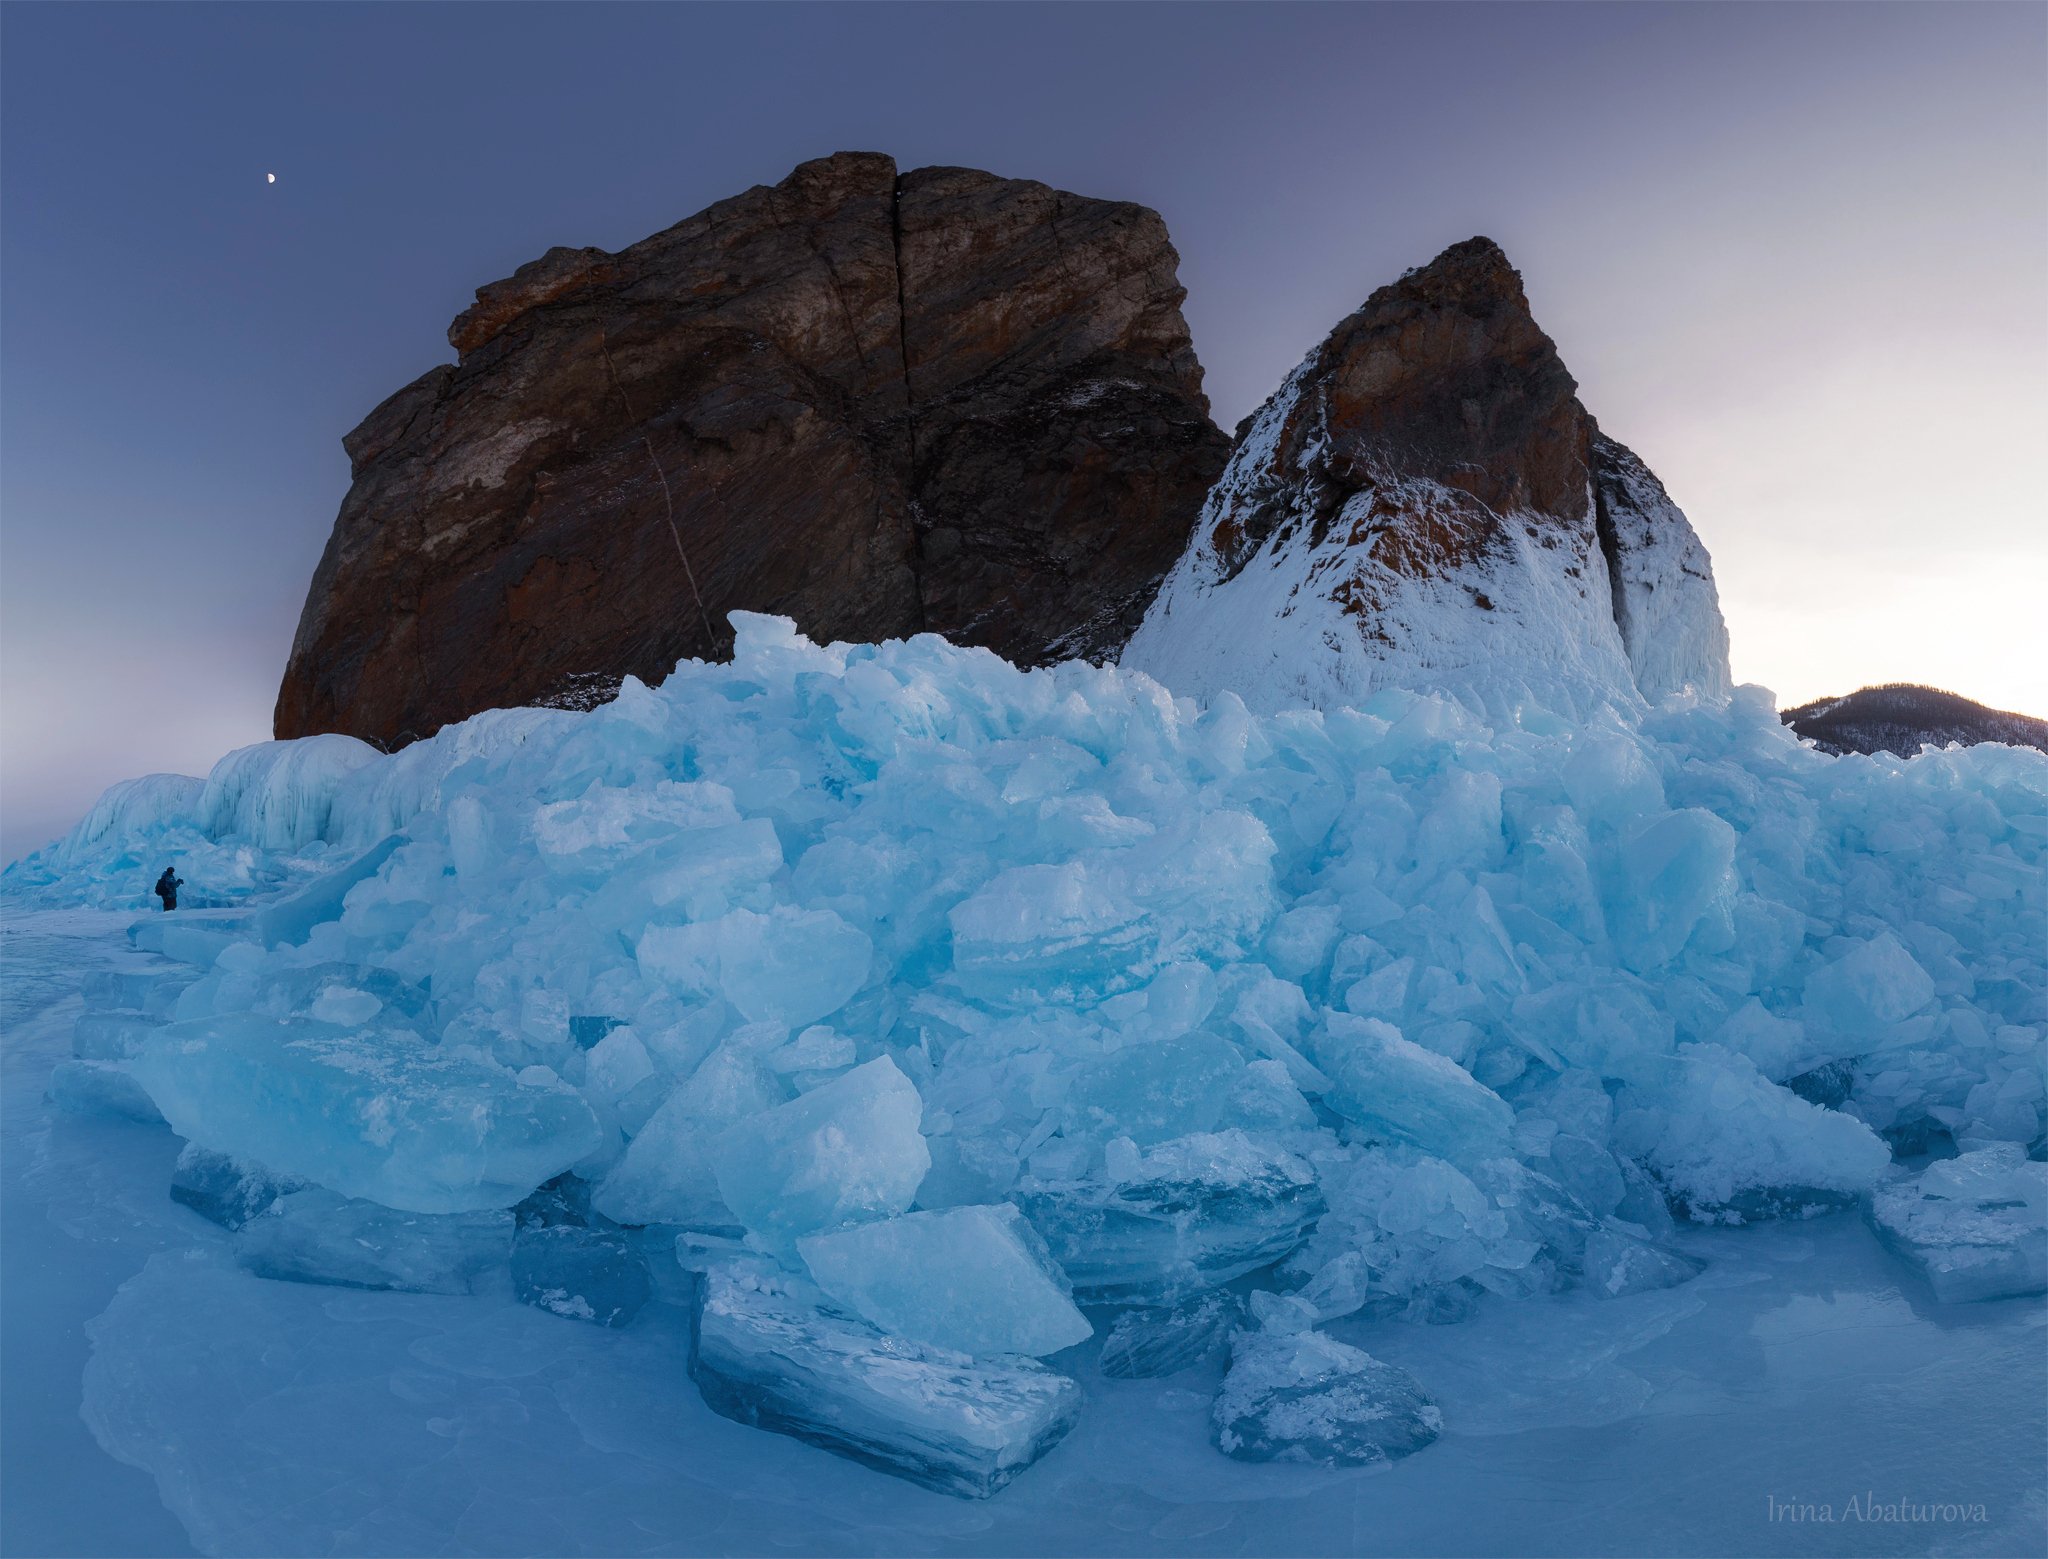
[4,907,2041,1558]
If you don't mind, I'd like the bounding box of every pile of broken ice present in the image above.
[12,613,2044,1496]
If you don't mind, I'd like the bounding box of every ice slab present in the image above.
[70,1010,164,1061]
[511,1224,652,1326]
[593,1046,784,1231]
[251,833,405,948]
[1869,1145,2048,1303]
[1580,1225,1706,1299]
[710,1057,929,1254]
[1018,1131,1323,1305]
[46,1059,164,1123]
[237,1188,511,1294]
[1613,1044,1890,1224]
[690,1264,1082,1498]
[170,1143,307,1230]
[948,862,1153,1006]
[638,905,871,1028]
[1065,1030,1245,1146]
[798,1204,1091,1358]
[1804,931,1936,1034]
[1213,1327,1442,1467]
[131,1014,603,1213]
[126,917,245,968]
[1609,807,1737,971]
[1294,1149,1540,1316]
[1316,1013,1515,1162]
[81,966,195,1016]
[1099,1292,1243,1379]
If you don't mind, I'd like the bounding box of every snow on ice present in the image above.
[6,608,2045,1508]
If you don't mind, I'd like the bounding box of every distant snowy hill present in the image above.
[1124,238,1731,716]
[1782,684,2048,757]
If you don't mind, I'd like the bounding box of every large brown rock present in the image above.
[275,153,1228,748]
[1125,238,1731,714]
[896,167,1227,662]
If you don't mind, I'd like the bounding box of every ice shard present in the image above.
[690,1264,1082,1498]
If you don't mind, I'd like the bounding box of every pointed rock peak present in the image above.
[1126,237,1730,718]
[1380,235,1527,312]
[779,149,899,198]
[1301,233,1586,532]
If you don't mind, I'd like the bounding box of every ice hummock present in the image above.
[1017,1131,1325,1305]
[1869,1145,2048,1303]
[1611,1043,1892,1223]
[170,1144,307,1230]
[710,1057,930,1256]
[511,1224,653,1326]
[130,1014,604,1214]
[1213,1323,1443,1467]
[1316,1013,1516,1161]
[1099,1291,1243,1378]
[690,1263,1082,1498]
[797,1203,1091,1358]
[8,608,2045,1500]
[236,1189,512,1294]
[46,1058,164,1123]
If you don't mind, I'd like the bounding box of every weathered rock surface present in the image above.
[1124,238,1732,715]
[895,166,1229,662]
[276,153,1227,749]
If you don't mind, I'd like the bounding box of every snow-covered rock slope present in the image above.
[1591,432,1731,703]
[1124,239,1731,715]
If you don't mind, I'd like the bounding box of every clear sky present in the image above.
[3,2,2043,861]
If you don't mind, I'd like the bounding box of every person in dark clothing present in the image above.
[153,866,183,911]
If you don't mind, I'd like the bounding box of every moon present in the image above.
[266,173,276,184]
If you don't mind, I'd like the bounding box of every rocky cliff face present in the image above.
[1591,433,1732,703]
[275,153,1228,748]
[1123,238,1731,715]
